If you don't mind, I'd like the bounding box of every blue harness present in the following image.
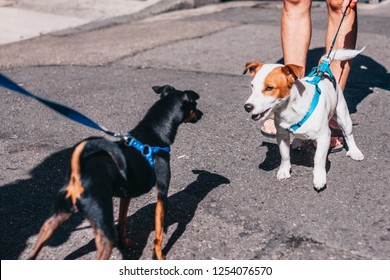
[123,134,170,187]
[123,134,170,172]
[287,59,336,133]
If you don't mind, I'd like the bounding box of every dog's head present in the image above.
[152,85,203,124]
[243,62,304,122]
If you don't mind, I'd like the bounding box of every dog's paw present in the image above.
[277,167,291,180]
[346,149,364,161]
[313,169,327,191]
[152,247,166,260]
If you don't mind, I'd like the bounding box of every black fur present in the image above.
[29,85,202,260]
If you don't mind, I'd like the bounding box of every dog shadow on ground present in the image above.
[0,147,83,260]
[258,48,389,172]
[63,169,230,260]
[0,144,229,260]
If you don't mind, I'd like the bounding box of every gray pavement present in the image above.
[0,1,389,260]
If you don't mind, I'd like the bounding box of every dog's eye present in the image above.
[265,86,274,91]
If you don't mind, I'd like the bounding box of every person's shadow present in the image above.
[259,48,389,173]
[64,169,230,260]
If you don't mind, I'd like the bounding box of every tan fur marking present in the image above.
[183,109,197,123]
[153,194,165,260]
[243,61,263,76]
[263,66,296,98]
[65,141,87,205]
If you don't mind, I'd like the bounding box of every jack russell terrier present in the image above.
[243,48,364,191]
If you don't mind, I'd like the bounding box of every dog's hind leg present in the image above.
[82,194,115,259]
[333,94,364,161]
[93,227,114,260]
[28,212,71,259]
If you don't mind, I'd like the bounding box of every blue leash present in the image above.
[0,73,120,138]
[0,73,170,175]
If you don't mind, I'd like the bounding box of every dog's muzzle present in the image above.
[244,103,254,113]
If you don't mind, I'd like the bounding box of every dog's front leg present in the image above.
[153,156,170,260]
[276,124,291,180]
[154,191,167,260]
[313,133,331,191]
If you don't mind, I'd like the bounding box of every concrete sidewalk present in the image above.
[0,0,168,45]
[0,0,219,45]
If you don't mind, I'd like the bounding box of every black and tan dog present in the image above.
[29,85,202,260]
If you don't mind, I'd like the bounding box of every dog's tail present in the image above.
[323,47,365,63]
[63,138,127,207]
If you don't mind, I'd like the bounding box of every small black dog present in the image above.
[29,85,202,260]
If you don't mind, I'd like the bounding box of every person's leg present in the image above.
[281,0,313,72]
[326,0,358,91]
[326,0,358,148]
[261,0,312,137]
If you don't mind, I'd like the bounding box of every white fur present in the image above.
[245,48,364,190]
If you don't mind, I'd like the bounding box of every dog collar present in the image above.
[287,59,335,133]
[123,134,170,172]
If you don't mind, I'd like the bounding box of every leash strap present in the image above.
[0,73,120,138]
[326,0,354,60]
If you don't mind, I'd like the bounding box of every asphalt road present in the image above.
[0,1,389,260]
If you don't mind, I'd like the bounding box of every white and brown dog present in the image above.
[243,48,364,191]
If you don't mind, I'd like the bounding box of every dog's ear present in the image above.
[282,64,305,80]
[243,61,263,76]
[184,90,199,102]
[152,85,176,97]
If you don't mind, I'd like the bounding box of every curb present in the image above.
[53,0,220,37]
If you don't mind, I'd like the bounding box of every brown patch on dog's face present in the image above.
[243,61,264,76]
[262,64,304,98]
[183,107,203,123]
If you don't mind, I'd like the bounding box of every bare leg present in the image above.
[326,0,358,146]
[279,0,312,145]
[281,0,312,72]
[262,0,312,138]
[326,0,358,91]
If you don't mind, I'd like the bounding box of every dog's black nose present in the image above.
[244,103,254,113]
